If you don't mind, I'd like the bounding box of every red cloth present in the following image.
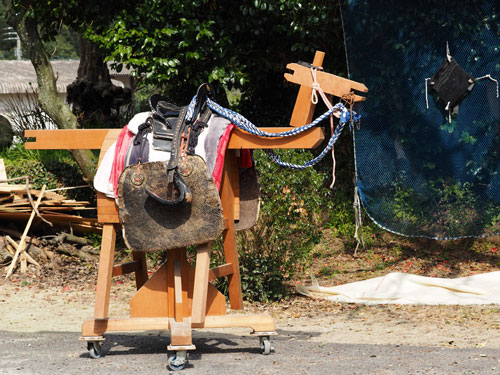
[238,149,252,169]
[108,121,251,196]
[212,124,235,190]
[110,125,134,198]
[211,124,253,190]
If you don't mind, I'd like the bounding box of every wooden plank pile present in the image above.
[0,222,100,277]
[0,158,101,233]
[0,184,91,214]
[0,183,101,233]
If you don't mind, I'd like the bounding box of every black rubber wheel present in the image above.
[168,354,187,371]
[87,341,103,359]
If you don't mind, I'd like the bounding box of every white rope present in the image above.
[424,78,431,109]
[475,74,499,98]
[310,67,319,105]
[353,186,364,255]
[310,66,339,188]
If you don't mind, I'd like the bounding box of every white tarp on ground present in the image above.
[296,272,500,305]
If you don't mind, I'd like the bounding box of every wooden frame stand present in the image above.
[25,51,367,369]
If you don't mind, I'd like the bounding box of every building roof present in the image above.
[0,60,132,94]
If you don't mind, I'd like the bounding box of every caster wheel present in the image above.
[168,351,188,371]
[260,336,273,355]
[87,341,103,359]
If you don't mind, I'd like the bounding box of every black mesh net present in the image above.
[341,0,500,239]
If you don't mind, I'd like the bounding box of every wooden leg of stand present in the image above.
[132,251,148,290]
[191,243,211,324]
[94,224,117,319]
[169,248,193,348]
[173,257,184,323]
[221,150,243,310]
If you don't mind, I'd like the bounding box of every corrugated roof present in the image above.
[0,60,132,94]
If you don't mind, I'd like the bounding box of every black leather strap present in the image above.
[167,105,189,171]
[145,172,191,205]
[189,83,211,124]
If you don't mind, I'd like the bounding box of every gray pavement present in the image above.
[1,329,499,375]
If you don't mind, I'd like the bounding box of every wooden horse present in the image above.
[24,50,367,370]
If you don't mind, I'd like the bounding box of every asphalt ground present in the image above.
[1,329,499,375]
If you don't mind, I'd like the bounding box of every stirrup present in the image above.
[145,171,192,205]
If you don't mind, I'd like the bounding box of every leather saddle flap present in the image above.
[151,117,175,151]
[117,156,224,252]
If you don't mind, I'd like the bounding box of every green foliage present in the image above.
[132,84,159,113]
[326,190,357,237]
[84,0,344,115]
[146,251,167,267]
[0,143,91,201]
[318,266,336,277]
[42,25,80,59]
[232,149,328,301]
[380,176,500,237]
[1,144,58,189]
[485,207,500,229]
[8,0,137,39]
[0,6,79,59]
[83,233,102,249]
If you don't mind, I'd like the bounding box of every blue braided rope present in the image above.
[206,98,358,136]
[265,121,346,169]
[186,97,196,123]
[187,94,360,169]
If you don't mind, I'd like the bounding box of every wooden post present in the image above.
[173,257,184,323]
[191,243,211,324]
[131,251,148,290]
[289,51,325,127]
[220,150,243,310]
[166,248,190,319]
[93,223,117,319]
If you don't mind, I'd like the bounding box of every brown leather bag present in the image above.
[117,155,224,252]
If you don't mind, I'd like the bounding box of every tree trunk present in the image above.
[77,37,111,82]
[66,37,131,128]
[6,4,96,182]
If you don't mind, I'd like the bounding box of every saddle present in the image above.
[117,84,225,252]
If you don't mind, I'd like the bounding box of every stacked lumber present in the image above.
[0,184,91,214]
[0,184,101,234]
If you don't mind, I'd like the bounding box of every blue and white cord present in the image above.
[187,95,360,169]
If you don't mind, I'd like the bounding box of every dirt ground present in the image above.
[2,228,500,350]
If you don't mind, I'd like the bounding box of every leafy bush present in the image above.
[1,144,58,188]
[231,149,328,301]
[326,190,357,237]
[87,0,344,116]
[0,143,92,203]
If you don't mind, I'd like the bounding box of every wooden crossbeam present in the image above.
[285,50,368,127]
[285,63,368,102]
[112,260,142,277]
[24,127,325,151]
